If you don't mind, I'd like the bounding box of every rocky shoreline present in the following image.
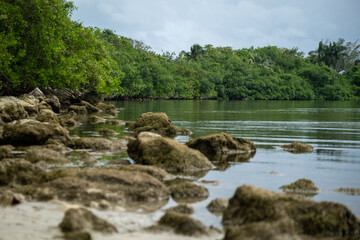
[1,89,360,240]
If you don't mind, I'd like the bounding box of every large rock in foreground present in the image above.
[127,112,191,137]
[222,185,359,239]
[127,132,213,173]
[0,96,28,122]
[1,119,71,146]
[60,208,117,233]
[186,133,256,160]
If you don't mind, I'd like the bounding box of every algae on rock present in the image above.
[127,112,191,137]
[281,142,314,153]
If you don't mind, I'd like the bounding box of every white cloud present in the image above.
[71,0,360,54]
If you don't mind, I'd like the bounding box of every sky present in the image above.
[70,0,360,54]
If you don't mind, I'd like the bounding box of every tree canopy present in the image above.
[1,0,359,100]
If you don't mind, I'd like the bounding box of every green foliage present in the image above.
[0,1,359,100]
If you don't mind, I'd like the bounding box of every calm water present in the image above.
[73,100,360,227]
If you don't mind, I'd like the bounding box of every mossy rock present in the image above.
[106,119,126,126]
[127,112,191,137]
[167,179,209,203]
[0,145,14,160]
[1,119,71,146]
[207,198,229,215]
[18,99,38,115]
[37,101,53,111]
[36,109,62,125]
[89,115,106,124]
[118,164,173,181]
[59,208,117,233]
[81,101,100,113]
[222,185,360,238]
[74,137,125,151]
[127,132,213,173]
[0,189,25,206]
[186,133,256,161]
[0,159,48,186]
[281,142,314,154]
[107,159,131,166]
[280,178,319,195]
[63,231,92,240]
[158,212,208,236]
[96,102,117,116]
[166,204,194,215]
[68,105,87,115]
[99,128,117,137]
[0,96,28,122]
[26,168,170,206]
[24,148,69,164]
[334,187,360,195]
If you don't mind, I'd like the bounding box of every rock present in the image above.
[42,88,83,110]
[63,231,92,240]
[0,159,47,186]
[29,87,45,97]
[0,145,14,160]
[281,142,314,153]
[24,148,69,164]
[37,101,52,111]
[119,165,172,181]
[43,95,61,113]
[0,189,25,206]
[89,115,106,124]
[280,178,319,194]
[167,179,209,203]
[36,109,62,125]
[59,208,117,233]
[18,94,40,106]
[96,102,117,116]
[81,101,100,113]
[0,96,28,122]
[107,159,131,165]
[106,119,126,126]
[127,112,191,137]
[128,133,213,173]
[28,168,170,206]
[68,105,87,115]
[60,111,79,128]
[166,204,194,215]
[335,187,360,195]
[74,137,126,151]
[18,99,38,115]
[207,198,229,214]
[99,128,117,137]
[1,119,71,146]
[186,133,256,160]
[158,212,208,236]
[222,185,359,238]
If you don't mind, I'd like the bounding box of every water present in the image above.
[74,100,360,228]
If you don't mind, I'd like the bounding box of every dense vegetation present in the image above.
[1,0,360,100]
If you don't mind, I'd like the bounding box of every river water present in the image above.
[72,100,360,228]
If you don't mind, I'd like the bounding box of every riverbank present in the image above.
[1,89,360,239]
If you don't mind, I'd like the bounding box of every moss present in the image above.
[207,198,229,214]
[159,212,208,236]
[186,133,256,160]
[0,189,25,206]
[281,142,314,154]
[127,134,213,173]
[80,101,100,113]
[166,204,194,215]
[24,148,69,164]
[59,208,117,233]
[335,187,360,195]
[36,109,62,125]
[2,119,71,146]
[73,137,113,151]
[118,165,172,181]
[106,119,126,126]
[127,112,191,137]
[68,105,87,115]
[222,185,360,238]
[0,96,29,122]
[280,178,319,194]
[98,128,117,137]
[0,145,14,160]
[63,231,92,240]
[96,102,117,116]
[167,179,209,203]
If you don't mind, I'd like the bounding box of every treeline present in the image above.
[1,0,360,100]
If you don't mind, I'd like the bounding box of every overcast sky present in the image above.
[70,0,360,54]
